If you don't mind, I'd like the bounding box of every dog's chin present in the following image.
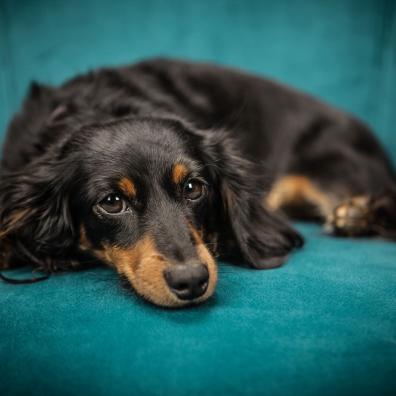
[136,285,217,309]
[118,266,217,308]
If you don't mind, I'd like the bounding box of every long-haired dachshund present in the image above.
[1,58,395,307]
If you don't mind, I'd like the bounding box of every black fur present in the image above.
[1,58,395,275]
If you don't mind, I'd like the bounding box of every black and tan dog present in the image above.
[1,58,395,307]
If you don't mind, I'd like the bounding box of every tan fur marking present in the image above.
[91,232,217,308]
[347,196,370,208]
[118,177,137,198]
[325,196,371,235]
[266,175,334,216]
[189,223,204,245]
[189,224,218,298]
[172,163,188,185]
[335,205,348,218]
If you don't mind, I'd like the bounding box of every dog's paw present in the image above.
[325,196,372,236]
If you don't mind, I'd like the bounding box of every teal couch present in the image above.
[1,1,395,395]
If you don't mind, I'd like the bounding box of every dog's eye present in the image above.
[98,194,127,214]
[183,179,205,201]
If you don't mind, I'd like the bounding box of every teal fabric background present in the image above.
[0,1,395,395]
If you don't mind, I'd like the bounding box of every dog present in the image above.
[1,58,395,307]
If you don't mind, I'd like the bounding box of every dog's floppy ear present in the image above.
[0,158,77,270]
[200,129,303,269]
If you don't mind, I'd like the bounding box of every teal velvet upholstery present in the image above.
[0,1,395,395]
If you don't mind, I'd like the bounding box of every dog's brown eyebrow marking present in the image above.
[172,163,189,185]
[118,177,137,198]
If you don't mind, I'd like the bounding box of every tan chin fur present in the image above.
[81,228,218,308]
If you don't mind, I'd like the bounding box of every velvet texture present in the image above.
[0,1,395,395]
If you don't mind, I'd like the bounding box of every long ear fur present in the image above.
[200,129,304,269]
[0,158,77,271]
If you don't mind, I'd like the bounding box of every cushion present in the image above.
[1,224,395,395]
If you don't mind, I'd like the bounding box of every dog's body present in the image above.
[1,58,395,306]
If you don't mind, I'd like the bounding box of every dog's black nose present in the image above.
[164,263,209,300]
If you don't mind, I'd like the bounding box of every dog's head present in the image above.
[0,117,302,307]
